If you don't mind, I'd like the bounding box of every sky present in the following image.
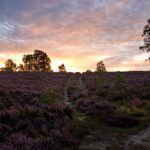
[0,0,150,72]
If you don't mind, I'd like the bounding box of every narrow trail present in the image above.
[125,126,150,148]
[78,74,150,150]
[64,76,72,106]
[64,74,88,106]
[63,74,150,149]
[78,74,111,150]
[79,74,88,96]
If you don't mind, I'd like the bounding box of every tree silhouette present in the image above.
[140,19,150,61]
[23,50,51,72]
[5,59,16,72]
[96,61,106,72]
[58,64,66,72]
[17,64,24,72]
[86,69,92,72]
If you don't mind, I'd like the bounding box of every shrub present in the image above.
[38,89,59,105]
[108,88,128,101]
[108,74,128,101]
[113,73,126,88]
[0,104,77,150]
[76,97,114,116]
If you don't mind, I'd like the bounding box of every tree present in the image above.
[86,69,92,73]
[23,50,51,72]
[5,59,16,72]
[17,64,24,72]
[96,61,106,72]
[58,64,66,72]
[140,18,150,61]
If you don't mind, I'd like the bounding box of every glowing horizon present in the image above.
[0,0,150,72]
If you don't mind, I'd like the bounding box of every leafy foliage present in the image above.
[96,61,106,72]
[4,59,16,72]
[140,18,150,61]
[23,50,51,72]
[58,64,66,72]
[38,89,59,105]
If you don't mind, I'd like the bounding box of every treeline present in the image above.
[0,49,107,73]
[0,50,66,72]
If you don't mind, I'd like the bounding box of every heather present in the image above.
[0,72,77,150]
[0,72,150,149]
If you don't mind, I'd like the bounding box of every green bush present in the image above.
[38,90,59,105]
[108,88,128,101]
[113,74,126,88]
[97,75,107,96]
[108,74,128,101]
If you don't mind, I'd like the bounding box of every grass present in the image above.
[71,109,148,150]
[71,110,101,139]
[128,107,146,117]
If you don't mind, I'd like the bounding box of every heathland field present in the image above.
[0,72,150,150]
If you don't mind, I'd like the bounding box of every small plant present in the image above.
[108,89,128,101]
[114,73,126,88]
[108,73,127,101]
[97,75,107,96]
[38,89,59,105]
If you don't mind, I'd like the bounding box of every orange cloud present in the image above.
[0,0,150,72]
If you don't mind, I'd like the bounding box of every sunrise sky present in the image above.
[0,0,150,72]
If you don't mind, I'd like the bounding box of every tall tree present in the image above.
[23,50,51,72]
[140,19,150,61]
[17,64,24,72]
[96,61,106,72]
[5,59,16,72]
[58,64,66,72]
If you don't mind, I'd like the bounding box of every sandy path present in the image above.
[79,74,88,96]
[64,76,72,106]
[126,126,150,149]
[78,75,150,150]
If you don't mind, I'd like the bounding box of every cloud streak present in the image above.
[0,0,150,71]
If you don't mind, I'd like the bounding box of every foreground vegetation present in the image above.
[0,72,149,149]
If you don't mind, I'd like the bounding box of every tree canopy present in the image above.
[1,50,52,72]
[22,50,51,72]
[58,64,66,72]
[140,18,150,61]
[5,59,16,72]
[96,61,106,72]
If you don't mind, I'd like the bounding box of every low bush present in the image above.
[38,89,59,105]
[0,103,77,150]
[76,97,114,116]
